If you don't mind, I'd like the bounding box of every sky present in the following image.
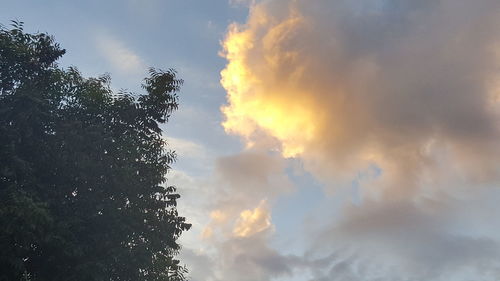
[3,0,500,280]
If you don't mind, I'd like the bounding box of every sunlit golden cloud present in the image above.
[220,0,500,197]
[214,0,500,280]
[233,200,271,237]
[220,7,319,157]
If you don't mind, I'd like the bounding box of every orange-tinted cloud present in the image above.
[220,0,500,197]
[233,200,272,237]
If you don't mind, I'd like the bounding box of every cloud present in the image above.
[305,194,500,281]
[95,32,145,74]
[220,0,500,196]
[178,248,217,281]
[196,150,293,241]
[216,234,301,281]
[167,136,209,161]
[183,197,301,281]
[173,149,298,281]
[233,200,272,237]
[218,0,500,280]
[205,199,302,281]
[216,151,293,199]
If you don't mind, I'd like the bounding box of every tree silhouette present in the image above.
[0,22,191,281]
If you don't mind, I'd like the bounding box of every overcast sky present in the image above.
[3,1,500,280]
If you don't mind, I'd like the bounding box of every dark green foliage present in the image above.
[0,22,191,281]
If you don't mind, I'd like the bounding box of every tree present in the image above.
[0,22,191,281]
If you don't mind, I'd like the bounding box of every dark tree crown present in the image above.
[0,22,191,281]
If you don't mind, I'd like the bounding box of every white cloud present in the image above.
[167,137,207,159]
[94,32,146,74]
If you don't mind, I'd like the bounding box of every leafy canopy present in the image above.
[0,22,191,281]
